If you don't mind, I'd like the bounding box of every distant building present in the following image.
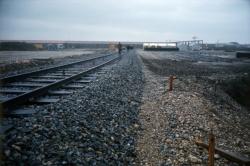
[229,42,239,45]
[45,43,64,50]
[215,43,225,48]
[33,43,44,50]
[56,43,64,49]
[108,43,117,51]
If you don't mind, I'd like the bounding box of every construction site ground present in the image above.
[135,49,250,166]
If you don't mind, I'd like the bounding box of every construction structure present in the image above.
[143,42,179,51]
[177,40,203,51]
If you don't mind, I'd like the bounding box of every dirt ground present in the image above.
[0,49,110,77]
[0,49,96,65]
[136,50,250,166]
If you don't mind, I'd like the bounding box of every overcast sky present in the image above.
[0,0,249,43]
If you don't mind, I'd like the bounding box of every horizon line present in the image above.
[0,39,249,45]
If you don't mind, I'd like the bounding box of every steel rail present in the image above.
[0,55,119,114]
[0,53,114,84]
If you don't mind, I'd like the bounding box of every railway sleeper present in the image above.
[32,98,60,104]
[63,85,84,89]
[7,108,37,117]
[30,75,65,79]
[48,90,73,95]
[0,89,29,94]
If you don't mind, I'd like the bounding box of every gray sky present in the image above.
[0,0,250,43]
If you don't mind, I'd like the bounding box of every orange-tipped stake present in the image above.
[169,76,176,91]
[208,131,215,166]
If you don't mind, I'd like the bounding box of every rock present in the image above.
[236,138,242,146]
[214,154,220,159]
[62,161,67,165]
[188,154,202,163]
[170,149,176,155]
[178,157,185,163]
[11,144,21,152]
[165,139,172,144]
[165,159,173,165]
[134,123,139,129]
[4,149,11,157]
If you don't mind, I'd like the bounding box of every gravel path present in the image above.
[2,50,145,165]
[136,63,167,165]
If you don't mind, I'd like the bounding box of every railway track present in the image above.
[0,52,120,117]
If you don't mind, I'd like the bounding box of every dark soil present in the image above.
[140,57,216,76]
[221,76,250,110]
[140,54,250,111]
[0,59,54,75]
[140,56,250,77]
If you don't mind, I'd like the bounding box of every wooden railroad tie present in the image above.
[195,140,250,166]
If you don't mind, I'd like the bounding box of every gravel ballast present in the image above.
[2,49,250,166]
[2,50,144,165]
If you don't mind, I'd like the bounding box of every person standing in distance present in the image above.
[118,42,122,55]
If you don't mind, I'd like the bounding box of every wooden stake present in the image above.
[169,76,173,91]
[169,76,174,91]
[208,131,215,166]
[195,140,250,165]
